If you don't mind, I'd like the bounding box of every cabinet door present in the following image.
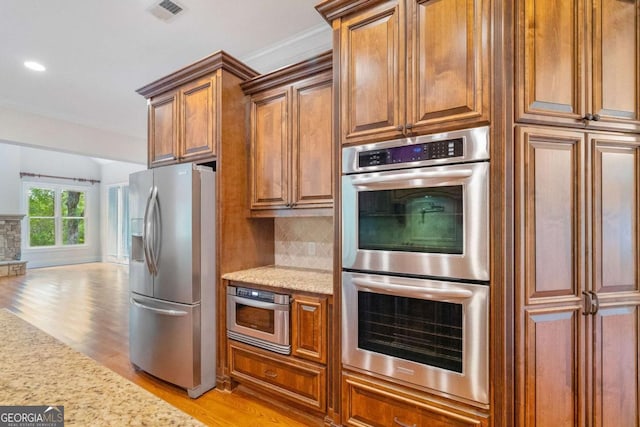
[249,87,290,209]
[592,303,640,427]
[406,0,489,134]
[590,0,640,133]
[148,91,179,167]
[590,134,640,296]
[342,373,488,427]
[291,75,333,208]
[516,0,587,127]
[291,294,327,364]
[340,0,404,145]
[229,341,326,412]
[515,127,588,426]
[179,75,218,162]
[590,134,640,427]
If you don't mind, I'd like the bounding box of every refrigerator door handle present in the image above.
[130,297,189,317]
[142,187,155,275]
[150,186,161,274]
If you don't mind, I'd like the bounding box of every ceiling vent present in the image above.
[147,0,185,22]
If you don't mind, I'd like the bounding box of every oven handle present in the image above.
[350,169,473,187]
[352,278,473,300]
[231,295,290,311]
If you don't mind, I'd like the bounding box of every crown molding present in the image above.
[315,0,386,23]
[136,50,259,98]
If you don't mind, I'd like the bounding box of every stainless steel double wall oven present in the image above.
[341,126,490,406]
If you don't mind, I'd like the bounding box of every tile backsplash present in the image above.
[274,217,333,271]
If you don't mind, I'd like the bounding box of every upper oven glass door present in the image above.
[342,162,489,281]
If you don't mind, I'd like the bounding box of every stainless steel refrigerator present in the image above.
[128,162,216,398]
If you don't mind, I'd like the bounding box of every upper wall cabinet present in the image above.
[137,52,258,168]
[241,52,334,217]
[318,0,490,145]
[516,0,640,133]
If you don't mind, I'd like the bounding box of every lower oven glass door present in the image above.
[342,271,489,406]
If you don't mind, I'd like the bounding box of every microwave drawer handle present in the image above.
[352,278,473,300]
[232,295,287,310]
[351,169,473,187]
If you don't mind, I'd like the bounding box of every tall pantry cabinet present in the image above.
[514,0,640,426]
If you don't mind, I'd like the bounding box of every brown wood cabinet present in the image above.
[342,372,489,427]
[229,340,327,413]
[292,294,327,364]
[226,288,332,417]
[327,0,490,145]
[242,52,334,216]
[516,0,640,133]
[515,126,640,426]
[138,52,257,167]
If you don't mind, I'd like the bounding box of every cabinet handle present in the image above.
[583,113,594,121]
[581,291,592,316]
[393,417,416,427]
[592,113,601,121]
[264,369,278,378]
[588,291,600,315]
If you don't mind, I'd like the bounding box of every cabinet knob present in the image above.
[588,291,600,315]
[581,291,592,316]
[592,113,601,121]
[396,125,404,131]
[405,123,414,129]
[583,113,594,121]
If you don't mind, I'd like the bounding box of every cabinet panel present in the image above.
[592,304,640,427]
[517,0,585,124]
[292,77,333,207]
[523,308,585,427]
[291,294,327,364]
[407,0,489,131]
[229,341,326,412]
[340,1,404,144]
[180,75,217,161]
[250,88,289,208]
[592,0,640,130]
[342,373,487,427]
[518,127,585,300]
[591,135,640,294]
[149,92,179,167]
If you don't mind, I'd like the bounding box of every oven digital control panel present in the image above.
[358,137,464,168]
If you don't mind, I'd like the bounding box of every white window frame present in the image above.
[106,182,130,264]
[23,182,89,249]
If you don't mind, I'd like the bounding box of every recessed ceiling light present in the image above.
[24,61,46,72]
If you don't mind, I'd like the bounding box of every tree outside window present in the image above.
[27,186,86,247]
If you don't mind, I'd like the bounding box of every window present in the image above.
[107,184,130,263]
[26,185,87,247]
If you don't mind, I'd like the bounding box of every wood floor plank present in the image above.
[0,263,316,427]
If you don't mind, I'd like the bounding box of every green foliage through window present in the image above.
[27,186,87,247]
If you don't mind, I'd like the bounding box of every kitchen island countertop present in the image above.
[222,265,333,295]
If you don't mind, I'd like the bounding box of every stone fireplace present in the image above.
[0,215,27,277]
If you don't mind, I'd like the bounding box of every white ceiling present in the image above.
[0,0,330,141]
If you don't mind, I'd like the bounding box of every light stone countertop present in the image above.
[222,265,333,295]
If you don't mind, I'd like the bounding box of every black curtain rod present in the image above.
[19,172,101,185]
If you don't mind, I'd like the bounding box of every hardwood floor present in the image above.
[0,263,317,427]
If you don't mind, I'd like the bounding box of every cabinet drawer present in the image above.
[343,373,488,427]
[229,342,326,412]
